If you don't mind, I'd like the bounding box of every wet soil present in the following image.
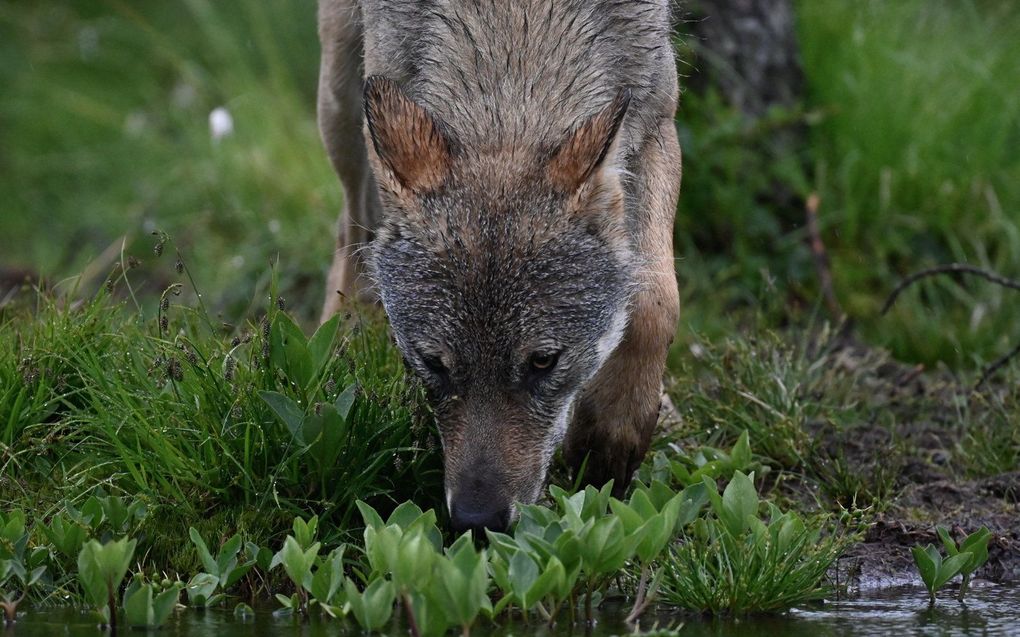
[809,336,1020,590]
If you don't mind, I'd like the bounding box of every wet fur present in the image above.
[317,0,681,520]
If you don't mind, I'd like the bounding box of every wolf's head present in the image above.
[363,77,635,533]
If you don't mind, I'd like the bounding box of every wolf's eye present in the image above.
[529,351,559,372]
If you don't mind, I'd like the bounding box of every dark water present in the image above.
[5,585,1019,636]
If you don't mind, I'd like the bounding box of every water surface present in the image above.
[6,585,1019,636]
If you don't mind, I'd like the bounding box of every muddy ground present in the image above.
[810,337,1019,590]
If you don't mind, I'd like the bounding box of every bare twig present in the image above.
[975,340,1020,390]
[880,262,1020,387]
[805,193,843,319]
[880,263,1020,315]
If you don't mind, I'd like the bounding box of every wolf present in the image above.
[317,0,681,533]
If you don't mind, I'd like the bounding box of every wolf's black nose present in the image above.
[450,503,510,535]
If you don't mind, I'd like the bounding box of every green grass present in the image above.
[1,274,443,568]
[0,0,335,321]
[797,0,1020,367]
[673,0,1020,367]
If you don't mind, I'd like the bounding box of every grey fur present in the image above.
[317,0,682,529]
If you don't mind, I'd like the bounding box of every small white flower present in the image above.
[268,219,281,234]
[209,107,234,142]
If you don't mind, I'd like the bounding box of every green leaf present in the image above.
[634,512,671,563]
[677,483,708,527]
[525,556,565,608]
[77,538,136,611]
[934,552,972,589]
[42,513,89,559]
[435,539,489,625]
[259,391,305,443]
[911,544,937,589]
[234,602,255,621]
[274,593,295,609]
[387,501,426,530]
[720,471,758,537]
[356,501,386,531]
[223,561,255,590]
[937,526,958,556]
[959,528,991,575]
[608,499,644,534]
[363,524,402,577]
[272,536,319,593]
[270,313,314,389]
[345,577,395,631]
[629,488,658,520]
[26,565,47,587]
[310,546,345,605]
[392,530,435,592]
[731,430,752,468]
[508,551,539,603]
[581,516,630,574]
[407,589,449,637]
[123,581,153,627]
[335,382,358,420]
[151,583,182,627]
[292,515,318,549]
[188,527,218,575]
[186,572,218,606]
[308,313,341,375]
[80,497,104,530]
[216,534,243,579]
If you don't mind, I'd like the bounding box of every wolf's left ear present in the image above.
[546,89,631,194]
[364,76,454,193]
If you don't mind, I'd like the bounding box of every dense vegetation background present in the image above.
[2,0,1018,366]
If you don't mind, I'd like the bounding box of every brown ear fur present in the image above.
[546,89,631,193]
[364,76,453,193]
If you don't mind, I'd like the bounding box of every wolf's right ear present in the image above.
[546,89,631,194]
[364,76,454,194]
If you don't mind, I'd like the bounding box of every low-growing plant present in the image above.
[642,430,767,490]
[185,527,257,607]
[356,500,484,634]
[662,471,857,614]
[270,536,321,614]
[123,574,183,629]
[41,511,89,564]
[911,544,972,607]
[269,515,348,617]
[344,577,395,632]
[260,314,364,495]
[937,526,991,601]
[0,510,47,623]
[487,481,706,626]
[77,537,136,627]
[610,482,706,622]
[912,525,991,605]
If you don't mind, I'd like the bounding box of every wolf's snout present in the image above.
[449,471,511,534]
[450,501,510,535]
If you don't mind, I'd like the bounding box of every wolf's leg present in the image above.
[565,118,682,497]
[317,0,379,321]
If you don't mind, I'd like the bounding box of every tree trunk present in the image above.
[682,0,804,119]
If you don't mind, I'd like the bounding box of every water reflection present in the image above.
[5,585,1019,636]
